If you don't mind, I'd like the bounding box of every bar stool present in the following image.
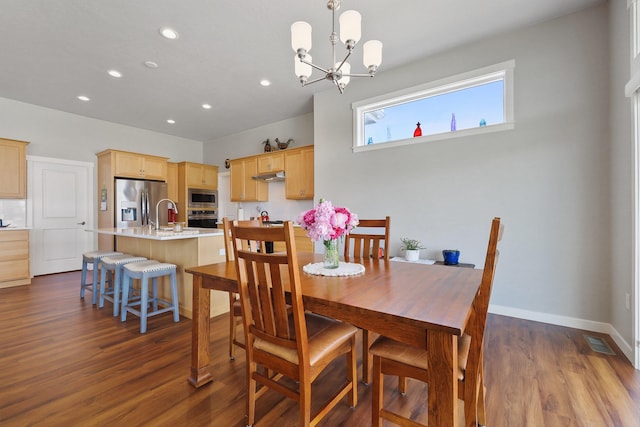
[120,262,180,333]
[98,254,148,316]
[81,250,121,305]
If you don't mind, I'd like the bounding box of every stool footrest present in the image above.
[123,301,176,318]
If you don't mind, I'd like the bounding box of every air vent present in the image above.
[584,335,616,355]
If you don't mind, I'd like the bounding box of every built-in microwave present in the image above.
[188,188,218,209]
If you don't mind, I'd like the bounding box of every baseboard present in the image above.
[489,304,634,364]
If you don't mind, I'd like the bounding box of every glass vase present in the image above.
[323,239,339,269]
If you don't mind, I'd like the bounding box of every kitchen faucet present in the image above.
[155,198,178,230]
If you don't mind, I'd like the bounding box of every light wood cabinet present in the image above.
[285,146,314,200]
[257,152,284,174]
[112,150,168,181]
[167,162,179,202]
[0,138,28,199]
[230,157,268,202]
[0,230,30,288]
[273,227,313,253]
[181,162,218,189]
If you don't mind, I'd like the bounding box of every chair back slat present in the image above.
[232,222,308,356]
[344,217,391,260]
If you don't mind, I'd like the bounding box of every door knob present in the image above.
[77,221,86,225]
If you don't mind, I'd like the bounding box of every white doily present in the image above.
[303,262,365,277]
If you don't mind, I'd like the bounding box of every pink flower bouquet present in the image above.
[296,199,359,243]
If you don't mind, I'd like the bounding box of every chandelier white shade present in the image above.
[291,22,312,51]
[338,10,361,45]
[291,0,382,94]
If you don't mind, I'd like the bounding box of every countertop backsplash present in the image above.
[0,199,27,228]
[219,181,313,223]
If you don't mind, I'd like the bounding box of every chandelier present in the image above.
[291,0,382,94]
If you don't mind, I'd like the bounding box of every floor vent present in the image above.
[584,335,616,355]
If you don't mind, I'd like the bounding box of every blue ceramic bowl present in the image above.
[442,250,460,265]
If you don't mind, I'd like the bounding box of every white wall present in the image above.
[203,113,313,168]
[0,97,204,163]
[609,1,635,349]
[314,5,614,330]
[203,113,315,221]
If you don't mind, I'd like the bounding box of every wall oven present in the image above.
[188,188,218,209]
[187,210,218,229]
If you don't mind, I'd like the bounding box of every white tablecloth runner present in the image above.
[302,262,365,277]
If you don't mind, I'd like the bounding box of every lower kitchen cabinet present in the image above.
[272,227,313,253]
[0,230,30,288]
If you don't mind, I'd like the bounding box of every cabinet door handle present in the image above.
[77,221,86,225]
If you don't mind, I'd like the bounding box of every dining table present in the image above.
[185,252,483,427]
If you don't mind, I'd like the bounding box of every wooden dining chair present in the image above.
[231,221,358,427]
[222,217,264,360]
[344,217,391,261]
[343,216,391,384]
[369,217,503,427]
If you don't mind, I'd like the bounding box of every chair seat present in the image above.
[370,334,471,381]
[254,313,357,366]
[101,254,147,266]
[124,262,176,274]
[83,250,121,261]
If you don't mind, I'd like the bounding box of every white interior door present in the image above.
[28,156,94,275]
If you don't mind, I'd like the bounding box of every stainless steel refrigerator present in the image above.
[114,178,168,229]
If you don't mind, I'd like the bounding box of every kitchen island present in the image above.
[91,227,227,319]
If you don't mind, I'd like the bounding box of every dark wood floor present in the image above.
[1,271,639,426]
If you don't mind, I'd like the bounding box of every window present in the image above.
[352,60,515,152]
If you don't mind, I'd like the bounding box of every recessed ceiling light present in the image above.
[167,119,176,124]
[160,27,179,40]
[77,95,90,101]
[202,103,212,110]
[108,69,122,78]
[144,61,159,69]
[260,79,271,87]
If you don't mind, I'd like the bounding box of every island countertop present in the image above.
[90,226,223,241]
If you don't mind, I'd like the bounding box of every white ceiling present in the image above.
[0,0,603,142]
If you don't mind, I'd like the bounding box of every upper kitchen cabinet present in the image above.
[167,162,179,201]
[110,150,168,181]
[0,138,28,199]
[257,152,284,174]
[180,162,218,189]
[285,146,314,200]
[230,157,268,202]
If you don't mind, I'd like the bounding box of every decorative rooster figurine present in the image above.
[262,138,272,152]
[275,138,294,150]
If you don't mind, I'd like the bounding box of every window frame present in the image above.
[351,60,515,152]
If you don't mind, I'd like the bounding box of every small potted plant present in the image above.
[400,238,425,262]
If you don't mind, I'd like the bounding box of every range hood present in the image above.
[252,171,286,182]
